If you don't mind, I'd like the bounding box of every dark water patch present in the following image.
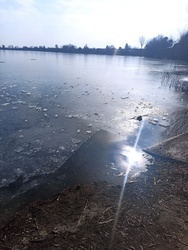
[0,130,150,225]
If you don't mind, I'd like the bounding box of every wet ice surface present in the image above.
[0,51,188,188]
[0,83,164,185]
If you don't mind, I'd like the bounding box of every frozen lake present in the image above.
[0,50,188,186]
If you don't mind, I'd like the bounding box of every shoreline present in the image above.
[0,157,187,249]
[0,108,188,248]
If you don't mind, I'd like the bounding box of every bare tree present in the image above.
[139,36,146,49]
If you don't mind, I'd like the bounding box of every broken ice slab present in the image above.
[1,103,10,107]
[20,90,31,95]
[158,122,170,128]
[113,172,125,177]
[108,163,118,170]
[162,117,168,120]
[87,124,92,127]
[29,105,37,109]
[17,101,26,105]
[148,120,158,125]
[59,146,65,151]
[153,118,159,122]
[71,138,82,144]
[15,147,24,153]
[121,96,129,99]
[36,107,42,111]
[66,114,79,118]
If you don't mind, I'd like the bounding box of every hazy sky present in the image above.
[0,0,188,48]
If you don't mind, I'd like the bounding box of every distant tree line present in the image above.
[144,32,188,61]
[0,43,143,56]
[1,30,188,61]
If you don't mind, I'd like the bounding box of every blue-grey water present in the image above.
[0,50,188,187]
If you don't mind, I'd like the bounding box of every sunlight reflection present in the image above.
[110,120,145,247]
[120,145,146,176]
[127,147,142,166]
